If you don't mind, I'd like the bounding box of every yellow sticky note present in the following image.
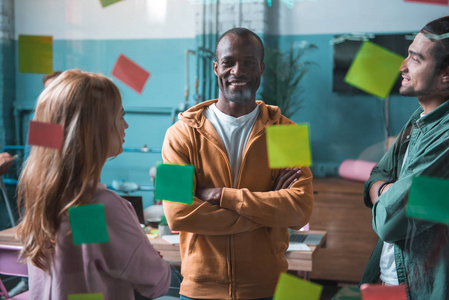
[68,293,103,300]
[99,0,123,7]
[344,41,404,99]
[266,124,312,168]
[273,273,323,300]
[18,35,53,74]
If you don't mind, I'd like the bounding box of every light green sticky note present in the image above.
[155,164,195,205]
[99,0,123,7]
[266,124,312,168]
[344,41,404,99]
[18,35,53,74]
[273,273,323,300]
[68,293,104,300]
[407,176,449,225]
[68,204,109,245]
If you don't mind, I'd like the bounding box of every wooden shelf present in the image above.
[309,178,378,283]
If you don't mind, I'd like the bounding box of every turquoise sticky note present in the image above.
[155,164,195,205]
[273,273,323,300]
[266,124,312,168]
[407,176,449,224]
[344,41,404,99]
[68,293,104,300]
[68,204,109,245]
[18,35,53,74]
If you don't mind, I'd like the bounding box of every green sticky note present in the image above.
[18,35,53,74]
[155,164,194,204]
[344,41,404,99]
[68,204,109,245]
[266,124,312,168]
[407,176,449,224]
[99,0,123,7]
[68,293,104,300]
[273,273,323,300]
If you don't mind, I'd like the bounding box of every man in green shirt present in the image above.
[361,16,449,299]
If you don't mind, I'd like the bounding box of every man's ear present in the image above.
[260,62,265,76]
[441,65,449,84]
[213,61,218,76]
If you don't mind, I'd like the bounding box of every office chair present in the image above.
[0,245,28,299]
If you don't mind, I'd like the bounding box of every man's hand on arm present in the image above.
[273,167,302,190]
[369,180,393,205]
[196,187,223,206]
[0,152,15,176]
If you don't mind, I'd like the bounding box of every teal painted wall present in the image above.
[10,34,420,207]
[14,38,197,208]
[273,34,419,176]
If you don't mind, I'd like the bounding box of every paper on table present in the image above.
[287,243,311,252]
[162,234,180,244]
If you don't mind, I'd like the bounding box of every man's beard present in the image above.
[223,88,252,104]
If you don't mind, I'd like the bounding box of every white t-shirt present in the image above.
[204,103,260,187]
[379,111,426,285]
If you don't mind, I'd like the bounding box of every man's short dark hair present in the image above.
[214,28,264,62]
[43,71,63,85]
[421,16,449,73]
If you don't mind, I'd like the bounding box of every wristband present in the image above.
[377,181,391,197]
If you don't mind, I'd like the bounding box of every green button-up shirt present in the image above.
[361,100,449,300]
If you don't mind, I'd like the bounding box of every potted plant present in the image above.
[258,42,317,118]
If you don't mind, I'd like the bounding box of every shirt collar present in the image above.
[413,100,449,129]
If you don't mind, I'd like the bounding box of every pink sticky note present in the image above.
[360,284,407,300]
[28,121,64,150]
[404,0,448,5]
[111,54,150,94]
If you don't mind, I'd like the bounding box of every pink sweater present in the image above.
[28,184,171,300]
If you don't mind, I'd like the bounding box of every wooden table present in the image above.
[0,227,21,250]
[0,227,326,280]
[149,230,327,279]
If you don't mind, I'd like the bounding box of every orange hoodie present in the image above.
[162,100,313,299]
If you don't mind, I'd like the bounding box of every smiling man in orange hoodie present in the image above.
[162,28,313,300]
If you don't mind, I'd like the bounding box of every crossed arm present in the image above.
[366,136,449,243]
[196,167,302,205]
[162,126,312,235]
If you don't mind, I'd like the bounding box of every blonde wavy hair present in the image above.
[16,69,122,270]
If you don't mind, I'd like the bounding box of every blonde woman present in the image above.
[16,70,171,299]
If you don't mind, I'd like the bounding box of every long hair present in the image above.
[16,69,122,271]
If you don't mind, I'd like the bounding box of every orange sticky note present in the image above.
[360,284,407,300]
[112,54,150,94]
[28,121,64,150]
